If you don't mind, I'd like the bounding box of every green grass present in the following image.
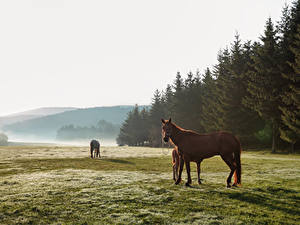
[0,146,299,224]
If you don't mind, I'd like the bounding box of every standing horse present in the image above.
[90,139,100,158]
[161,118,241,188]
[172,148,180,181]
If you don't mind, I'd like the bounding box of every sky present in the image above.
[0,0,293,116]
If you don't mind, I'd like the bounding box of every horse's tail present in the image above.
[233,137,242,185]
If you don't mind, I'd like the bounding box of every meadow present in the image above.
[0,145,299,224]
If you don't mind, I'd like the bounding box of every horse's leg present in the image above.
[221,155,236,188]
[197,160,203,184]
[173,155,179,181]
[173,164,176,181]
[185,161,192,187]
[90,146,93,158]
[175,160,179,180]
[175,157,184,185]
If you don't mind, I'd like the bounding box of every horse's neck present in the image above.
[170,124,184,146]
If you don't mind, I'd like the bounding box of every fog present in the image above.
[0,0,292,116]
[6,132,117,147]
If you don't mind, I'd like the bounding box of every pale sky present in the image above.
[0,0,293,116]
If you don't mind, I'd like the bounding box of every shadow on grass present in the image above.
[253,187,300,201]
[219,188,300,216]
[103,159,135,165]
[177,182,300,217]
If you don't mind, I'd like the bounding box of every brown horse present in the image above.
[161,118,241,188]
[172,148,180,181]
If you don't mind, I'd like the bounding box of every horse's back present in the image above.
[179,131,239,160]
[217,131,240,154]
[90,139,100,148]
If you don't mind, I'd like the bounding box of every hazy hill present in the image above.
[0,107,77,128]
[3,105,146,139]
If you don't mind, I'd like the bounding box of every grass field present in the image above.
[0,146,299,224]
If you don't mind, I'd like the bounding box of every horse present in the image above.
[161,118,241,188]
[90,139,100,158]
[172,148,180,181]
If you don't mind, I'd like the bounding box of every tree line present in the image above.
[57,120,120,141]
[117,1,300,152]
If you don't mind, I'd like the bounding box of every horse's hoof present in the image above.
[198,181,202,185]
[227,184,231,188]
[185,182,191,187]
[175,179,181,185]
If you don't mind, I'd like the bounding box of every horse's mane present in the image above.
[170,122,185,131]
[171,122,230,137]
[171,122,200,136]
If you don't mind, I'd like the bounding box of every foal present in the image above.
[172,148,179,181]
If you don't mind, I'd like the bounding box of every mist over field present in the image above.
[6,134,118,147]
[0,106,145,146]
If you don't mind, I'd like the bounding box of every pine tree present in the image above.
[181,71,203,131]
[279,26,300,151]
[138,108,150,146]
[172,72,186,126]
[213,48,231,130]
[210,35,264,144]
[117,105,142,146]
[229,37,265,141]
[244,18,282,152]
[117,110,134,146]
[161,84,173,118]
[131,105,143,146]
[148,90,165,147]
[201,68,220,132]
[188,71,205,133]
[223,34,247,134]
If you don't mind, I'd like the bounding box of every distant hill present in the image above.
[3,105,147,139]
[0,107,77,128]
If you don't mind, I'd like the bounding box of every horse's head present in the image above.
[161,118,172,143]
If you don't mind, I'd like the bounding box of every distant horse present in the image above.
[172,148,180,181]
[161,118,241,188]
[90,140,100,158]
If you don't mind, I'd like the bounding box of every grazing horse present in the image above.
[161,118,241,188]
[90,139,100,158]
[172,148,180,181]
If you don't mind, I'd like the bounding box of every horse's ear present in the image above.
[169,118,171,123]
[161,118,166,124]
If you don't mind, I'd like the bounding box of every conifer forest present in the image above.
[117,1,300,153]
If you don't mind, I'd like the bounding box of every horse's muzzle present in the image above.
[163,136,169,142]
